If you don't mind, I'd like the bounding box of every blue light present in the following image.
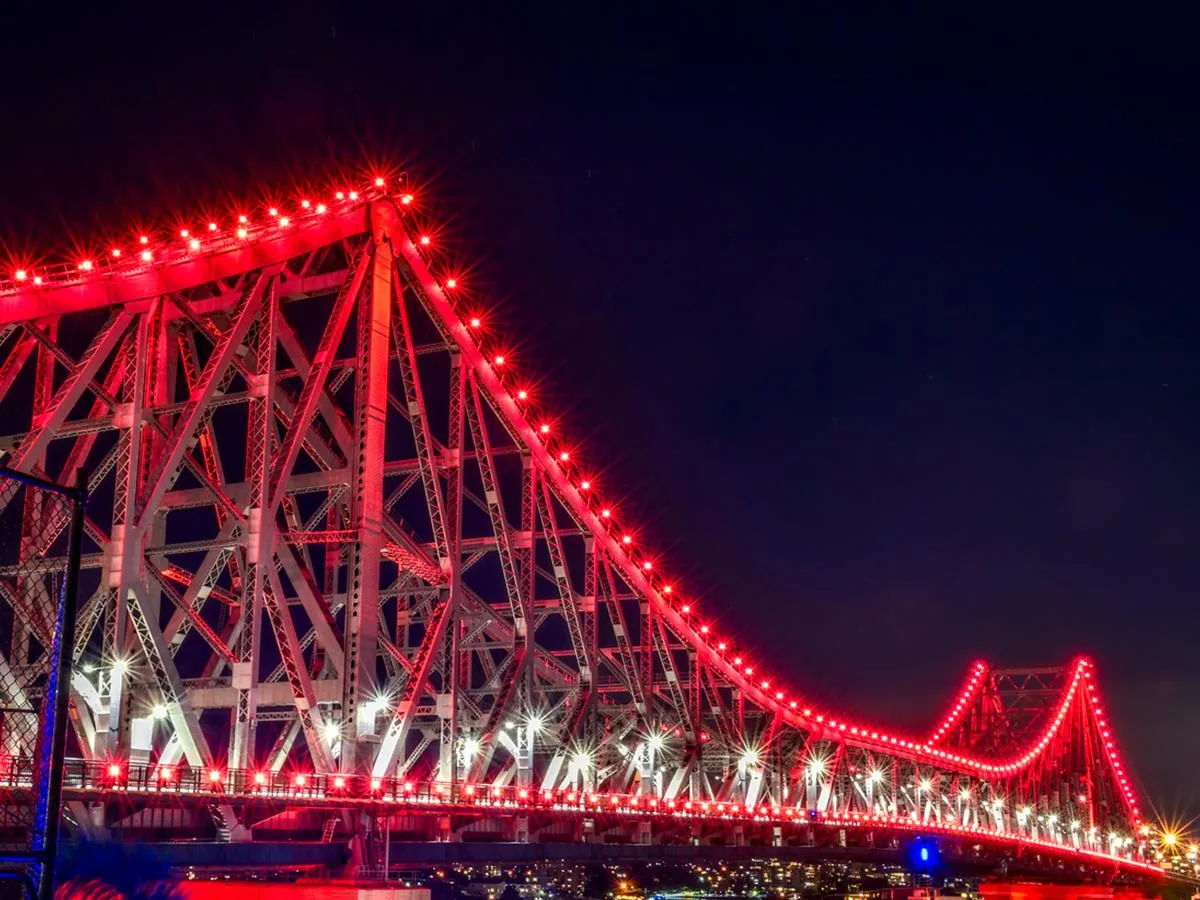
[919,847,929,862]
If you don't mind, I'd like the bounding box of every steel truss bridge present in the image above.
[0,176,1161,885]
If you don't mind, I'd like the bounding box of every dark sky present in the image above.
[2,4,1197,820]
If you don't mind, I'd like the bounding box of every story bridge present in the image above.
[0,174,1161,888]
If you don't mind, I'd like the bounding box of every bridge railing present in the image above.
[0,754,1160,879]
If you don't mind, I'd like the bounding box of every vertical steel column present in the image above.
[580,537,598,742]
[640,600,653,722]
[689,648,703,783]
[103,308,150,755]
[341,221,391,770]
[13,326,56,677]
[441,353,465,777]
[519,456,537,701]
[230,282,277,770]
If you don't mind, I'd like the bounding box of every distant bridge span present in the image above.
[0,173,1158,886]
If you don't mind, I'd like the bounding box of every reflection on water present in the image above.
[182,882,431,900]
[177,881,1165,900]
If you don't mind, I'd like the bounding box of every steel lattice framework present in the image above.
[0,177,1154,874]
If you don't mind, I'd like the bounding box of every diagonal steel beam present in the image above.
[136,275,272,527]
[0,310,133,516]
[268,242,371,512]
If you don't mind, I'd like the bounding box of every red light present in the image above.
[700,625,709,634]
[540,424,551,434]
[316,203,327,213]
[560,451,570,462]
[238,214,248,224]
[208,222,218,231]
[78,260,93,271]
[335,191,345,200]
[403,781,414,793]
[601,508,611,518]
[139,235,149,244]
[681,604,691,614]
[470,317,482,328]
[254,772,266,785]
[419,235,431,246]
[622,535,632,545]
[237,227,249,238]
[518,789,529,799]
[141,250,152,262]
[301,200,311,209]
[745,666,754,674]
[208,769,222,782]
[333,775,346,788]
[761,680,770,689]
[111,248,121,258]
[348,191,359,200]
[189,238,200,250]
[446,278,458,289]
[580,480,591,490]
[642,560,652,570]
[158,766,173,781]
[33,276,41,284]
[375,177,386,188]
[180,229,190,238]
[400,193,414,205]
[494,355,505,366]
[517,389,528,400]
[294,774,307,787]
[14,269,26,281]
[370,778,382,792]
[107,763,122,777]
[464,784,476,796]
[662,585,672,593]
[733,656,742,665]
[279,217,290,227]
[717,641,727,650]
[268,207,278,216]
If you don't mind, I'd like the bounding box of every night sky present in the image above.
[2,5,1197,820]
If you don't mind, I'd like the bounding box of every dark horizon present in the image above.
[1,4,1196,821]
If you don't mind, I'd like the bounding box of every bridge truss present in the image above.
[0,175,1153,877]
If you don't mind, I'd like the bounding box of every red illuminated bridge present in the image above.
[0,175,1162,886]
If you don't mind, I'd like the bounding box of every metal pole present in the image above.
[383,815,390,882]
[31,469,87,900]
